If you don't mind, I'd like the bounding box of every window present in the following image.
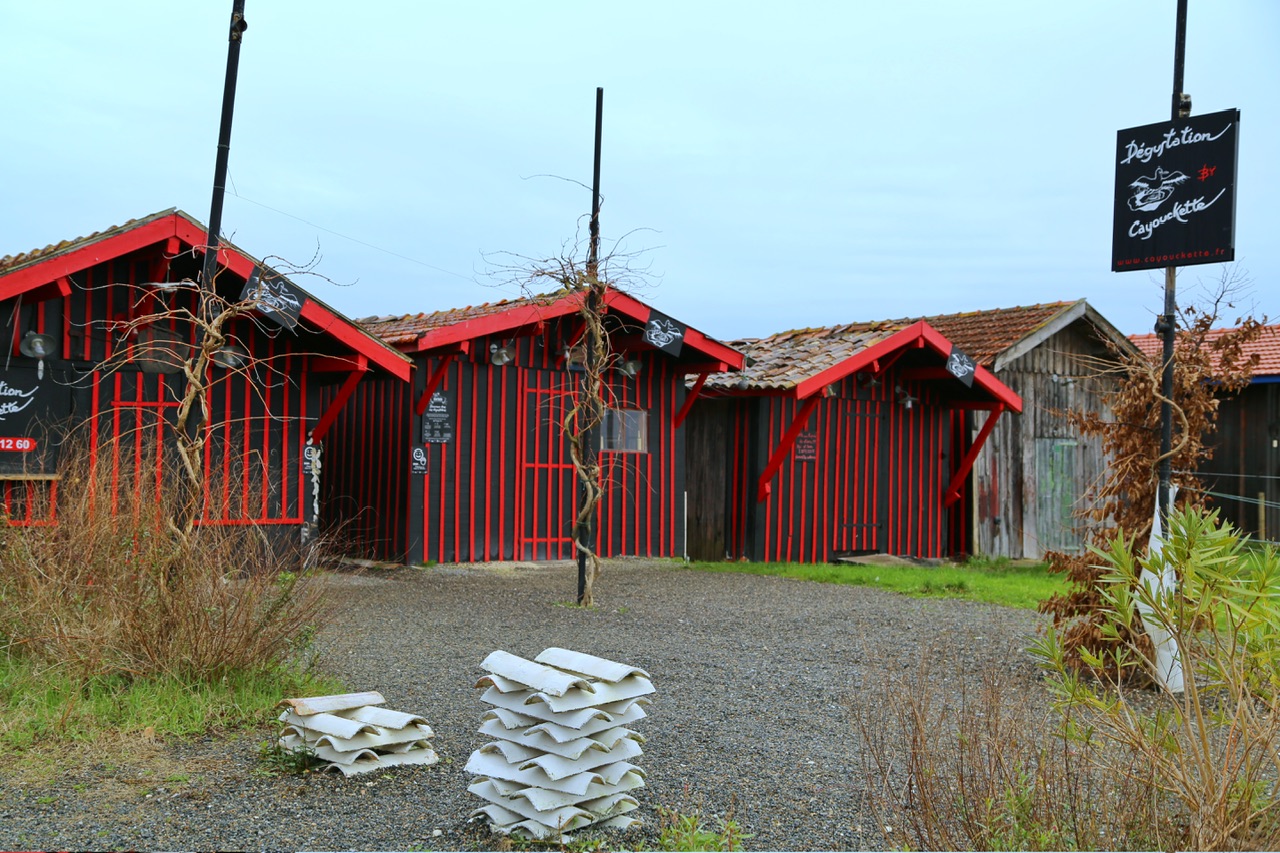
[601,408,648,453]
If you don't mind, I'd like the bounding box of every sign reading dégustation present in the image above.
[1112,109,1239,272]
[421,390,454,444]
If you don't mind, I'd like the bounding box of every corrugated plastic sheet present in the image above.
[274,692,439,777]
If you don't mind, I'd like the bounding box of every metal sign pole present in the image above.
[1158,0,1189,528]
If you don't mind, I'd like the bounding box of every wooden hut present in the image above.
[325,288,743,563]
[1133,322,1280,542]
[917,301,1138,559]
[0,209,411,547]
[684,320,1022,562]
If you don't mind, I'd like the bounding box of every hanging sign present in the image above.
[1112,109,1239,272]
[241,266,306,329]
[794,431,818,462]
[420,390,454,444]
[945,346,977,388]
[643,311,687,357]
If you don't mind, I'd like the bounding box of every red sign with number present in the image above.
[0,437,37,452]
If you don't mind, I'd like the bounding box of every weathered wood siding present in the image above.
[972,322,1116,559]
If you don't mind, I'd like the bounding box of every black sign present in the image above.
[794,431,818,462]
[421,390,454,444]
[1112,109,1239,272]
[946,346,977,388]
[410,446,428,476]
[241,266,306,329]
[643,311,687,357]
[0,366,72,476]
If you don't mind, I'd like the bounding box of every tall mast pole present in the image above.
[577,87,604,604]
[200,0,248,312]
[1158,0,1189,527]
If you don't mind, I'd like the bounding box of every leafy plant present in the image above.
[656,804,748,852]
[1033,507,1280,850]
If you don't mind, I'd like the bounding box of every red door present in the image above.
[517,370,579,559]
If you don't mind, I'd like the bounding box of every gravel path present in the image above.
[0,559,1049,851]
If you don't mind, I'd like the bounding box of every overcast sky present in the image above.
[2,1,1275,342]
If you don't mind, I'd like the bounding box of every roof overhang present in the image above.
[992,299,1141,371]
[0,210,411,382]
[784,321,1022,412]
[404,287,745,371]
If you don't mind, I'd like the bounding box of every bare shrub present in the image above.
[0,438,329,683]
[857,670,1175,851]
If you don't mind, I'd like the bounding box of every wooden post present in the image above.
[1261,492,1268,542]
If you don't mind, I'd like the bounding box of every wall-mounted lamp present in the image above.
[858,371,881,388]
[895,385,917,411]
[19,331,58,379]
[489,342,516,367]
[212,343,249,369]
[617,358,642,378]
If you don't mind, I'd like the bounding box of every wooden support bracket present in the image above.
[310,355,369,443]
[756,395,822,503]
[673,372,709,428]
[415,352,457,416]
[943,403,1004,507]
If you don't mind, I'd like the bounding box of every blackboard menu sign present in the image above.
[421,390,454,444]
[1112,109,1239,272]
[795,431,818,462]
[0,366,71,477]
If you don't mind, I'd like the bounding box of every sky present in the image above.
[2,1,1276,343]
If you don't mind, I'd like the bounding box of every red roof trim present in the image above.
[788,320,1022,412]
[403,287,744,369]
[2,212,411,382]
[0,217,180,302]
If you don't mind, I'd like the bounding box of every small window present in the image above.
[601,408,648,453]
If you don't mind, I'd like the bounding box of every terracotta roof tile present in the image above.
[708,301,1080,391]
[707,321,914,391]
[0,209,180,276]
[898,301,1077,366]
[358,290,580,347]
[1131,323,1280,377]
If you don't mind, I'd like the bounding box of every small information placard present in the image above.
[410,446,428,476]
[795,431,818,462]
[421,391,454,444]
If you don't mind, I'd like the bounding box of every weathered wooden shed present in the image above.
[1133,322,1280,542]
[323,288,743,563]
[919,301,1137,559]
[0,209,411,547]
[684,319,1022,562]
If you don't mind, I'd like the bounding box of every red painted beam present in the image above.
[943,404,1003,507]
[756,395,822,503]
[673,372,708,428]
[310,356,368,443]
[415,352,456,416]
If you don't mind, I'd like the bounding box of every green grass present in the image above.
[0,653,344,753]
[680,556,1063,610]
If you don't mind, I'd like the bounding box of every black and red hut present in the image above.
[0,209,411,544]
[685,319,1023,562]
[324,287,744,564]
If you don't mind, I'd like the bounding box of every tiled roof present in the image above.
[904,301,1077,366]
[709,301,1082,391]
[0,209,179,276]
[707,321,915,391]
[358,290,579,347]
[1130,323,1280,377]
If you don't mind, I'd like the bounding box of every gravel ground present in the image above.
[0,559,1050,851]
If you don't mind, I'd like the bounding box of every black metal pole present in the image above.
[1158,0,1188,529]
[200,0,248,311]
[577,87,603,604]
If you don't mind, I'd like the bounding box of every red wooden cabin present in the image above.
[0,209,411,547]
[685,320,1022,562]
[324,288,743,563]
